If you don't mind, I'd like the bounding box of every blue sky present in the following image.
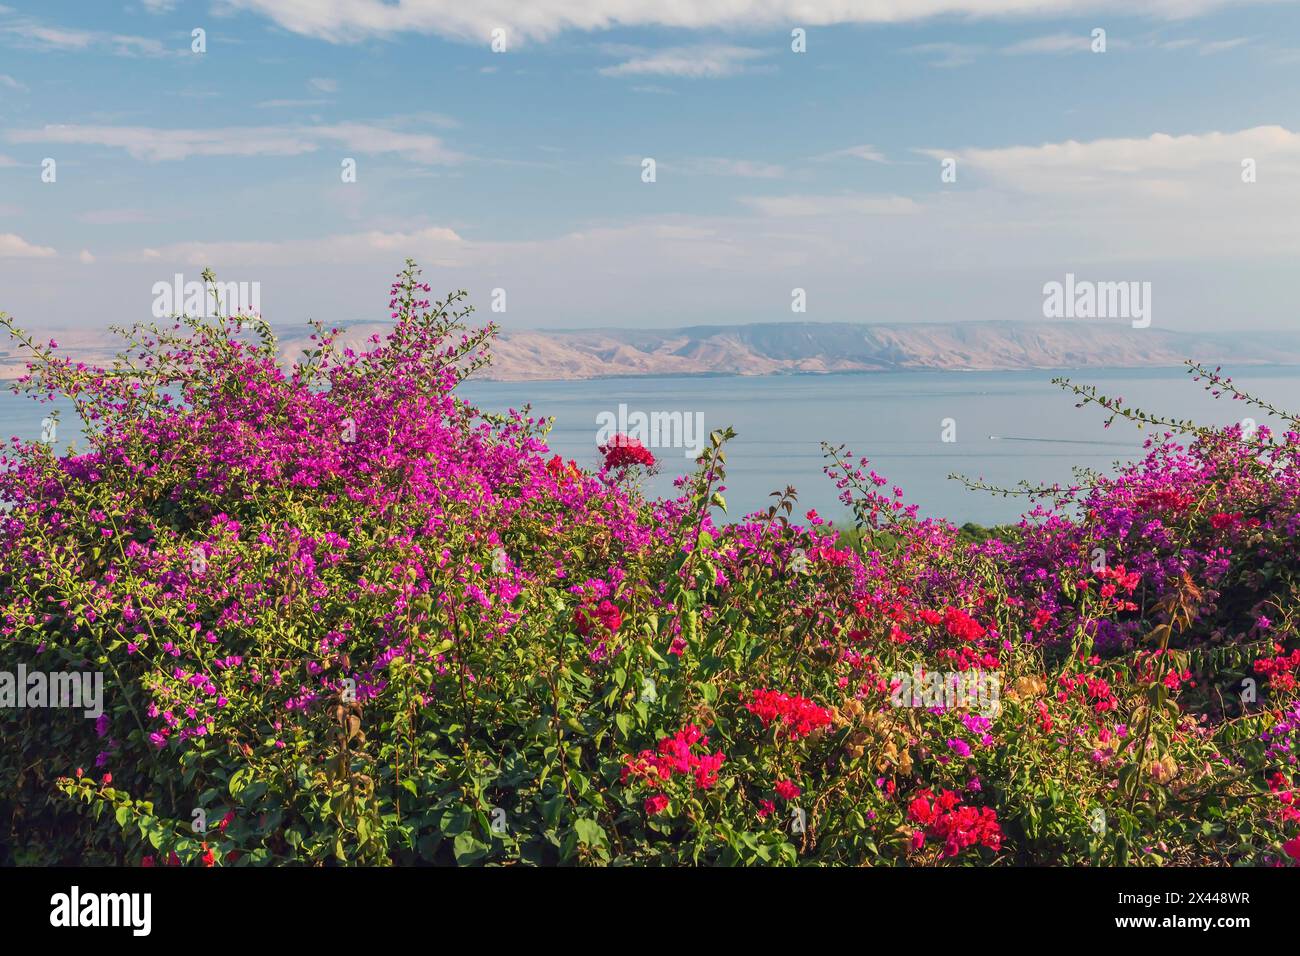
[0,0,1298,332]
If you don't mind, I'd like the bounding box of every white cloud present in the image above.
[308,77,339,93]
[814,144,888,163]
[0,233,56,258]
[0,13,171,57]
[0,73,25,91]
[918,125,1300,195]
[911,30,1237,65]
[599,45,766,78]
[7,121,465,164]
[215,0,1282,43]
[739,194,918,217]
[136,226,464,267]
[78,249,95,264]
[1001,32,1096,54]
[1198,36,1250,54]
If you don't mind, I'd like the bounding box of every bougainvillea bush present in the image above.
[1,262,1298,866]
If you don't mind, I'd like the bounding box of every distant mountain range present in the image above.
[6,320,1300,382]
[475,321,1300,381]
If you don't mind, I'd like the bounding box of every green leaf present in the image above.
[452,832,489,865]
[228,767,252,799]
[573,818,606,848]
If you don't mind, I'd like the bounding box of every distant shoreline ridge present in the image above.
[4,319,1300,383]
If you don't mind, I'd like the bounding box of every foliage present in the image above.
[1,263,1298,866]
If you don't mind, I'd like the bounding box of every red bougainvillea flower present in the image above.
[1255,648,1300,694]
[775,779,802,801]
[644,794,670,816]
[545,453,582,483]
[907,789,1002,858]
[942,607,986,643]
[622,725,727,792]
[1282,836,1300,862]
[575,599,622,638]
[745,689,834,740]
[599,433,656,469]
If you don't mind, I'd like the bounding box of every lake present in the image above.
[462,367,1300,524]
[7,366,1300,525]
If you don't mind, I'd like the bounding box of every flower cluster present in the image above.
[907,789,1003,858]
[599,433,656,470]
[744,689,835,741]
[621,725,727,815]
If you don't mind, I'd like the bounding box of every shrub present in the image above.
[1,262,1297,866]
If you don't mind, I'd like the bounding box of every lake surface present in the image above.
[462,367,1300,524]
[7,367,1300,525]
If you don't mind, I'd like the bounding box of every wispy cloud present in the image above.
[913,29,1248,66]
[1197,36,1251,54]
[255,98,332,109]
[909,31,1108,66]
[599,44,767,78]
[1001,32,1097,55]
[215,0,1279,44]
[0,232,56,258]
[137,225,463,267]
[681,157,786,178]
[916,125,1300,196]
[7,120,465,164]
[739,193,918,217]
[904,42,985,68]
[813,145,888,164]
[0,11,172,57]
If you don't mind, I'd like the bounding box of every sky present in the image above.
[0,0,1298,333]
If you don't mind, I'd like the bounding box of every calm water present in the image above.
[462,367,1300,524]
[8,367,1300,525]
